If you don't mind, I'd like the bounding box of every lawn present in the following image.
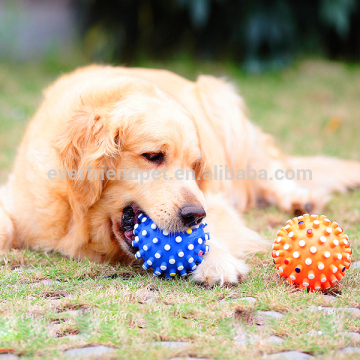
[0,57,360,359]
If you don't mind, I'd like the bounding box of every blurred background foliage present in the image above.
[72,0,360,72]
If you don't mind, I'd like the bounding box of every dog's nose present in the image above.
[180,204,206,226]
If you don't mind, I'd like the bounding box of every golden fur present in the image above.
[1,65,360,286]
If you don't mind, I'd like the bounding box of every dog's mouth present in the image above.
[119,203,143,249]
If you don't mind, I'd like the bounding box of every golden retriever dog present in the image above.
[1,65,360,286]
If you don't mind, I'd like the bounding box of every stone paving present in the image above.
[263,351,314,359]
[338,347,360,354]
[0,355,19,360]
[3,292,360,359]
[64,346,115,358]
[150,341,190,349]
[53,300,360,360]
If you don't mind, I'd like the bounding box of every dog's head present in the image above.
[54,77,207,257]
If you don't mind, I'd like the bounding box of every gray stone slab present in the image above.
[318,306,360,318]
[347,332,360,342]
[64,346,114,358]
[0,355,19,360]
[258,311,285,320]
[322,295,336,302]
[239,297,257,304]
[263,351,313,359]
[339,347,360,354]
[151,342,190,349]
[267,336,284,345]
[60,334,90,341]
[234,335,258,345]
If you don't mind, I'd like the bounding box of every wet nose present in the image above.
[180,204,206,227]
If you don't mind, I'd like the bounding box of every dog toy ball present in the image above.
[132,213,210,278]
[273,214,352,291]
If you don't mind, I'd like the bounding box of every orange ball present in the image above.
[273,214,352,291]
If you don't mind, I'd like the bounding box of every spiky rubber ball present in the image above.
[273,214,352,291]
[132,213,210,278]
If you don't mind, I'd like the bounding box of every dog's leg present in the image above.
[244,128,332,215]
[0,187,15,252]
[191,193,270,286]
[251,134,360,214]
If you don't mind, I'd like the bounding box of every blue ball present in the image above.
[132,213,210,278]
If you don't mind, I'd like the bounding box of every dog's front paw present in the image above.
[191,246,248,287]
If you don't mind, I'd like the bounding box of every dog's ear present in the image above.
[53,104,119,212]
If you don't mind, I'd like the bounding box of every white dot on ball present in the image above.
[277,236,282,243]
[293,252,300,259]
[315,286,321,290]
[290,275,296,280]
[314,220,320,225]
[188,257,194,263]
[152,238,158,243]
[318,264,324,270]
[343,239,348,245]
[303,282,309,287]
[309,274,315,279]
[288,232,294,238]
[299,240,306,247]
[198,238,203,244]
[134,224,139,229]
[276,251,280,256]
[321,277,326,283]
[305,258,312,265]
[279,267,283,273]
[337,254,342,259]
[147,260,152,265]
[155,253,161,259]
[178,252,184,257]
[142,230,147,236]
[151,223,157,229]
[142,217,147,222]
[143,245,148,251]
[188,244,194,250]
[169,259,175,264]
[135,236,139,241]
[326,227,332,234]
[160,265,167,270]
[175,236,182,243]
[333,267,338,273]
[325,251,330,258]
[178,266,184,270]
[310,246,317,253]
[333,239,339,246]
[320,236,327,243]
[163,230,169,236]
[284,244,289,250]
[164,244,171,251]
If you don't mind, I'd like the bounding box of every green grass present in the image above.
[0,57,360,359]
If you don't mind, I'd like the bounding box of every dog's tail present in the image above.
[288,155,360,194]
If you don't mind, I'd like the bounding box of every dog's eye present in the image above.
[142,152,165,164]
